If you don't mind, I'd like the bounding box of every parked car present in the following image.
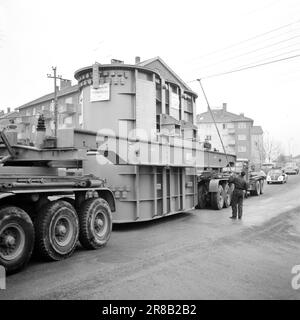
[283,163,299,175]
[266,168,288,184]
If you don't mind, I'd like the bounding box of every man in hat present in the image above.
[229,171,248,219]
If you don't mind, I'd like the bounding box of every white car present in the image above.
[266,169,288,184]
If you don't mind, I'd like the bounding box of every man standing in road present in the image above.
[229,171,248,219]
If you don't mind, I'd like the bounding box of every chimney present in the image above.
[7,107,11,114]
[135,56,141,64]
[222,103,227,112]
[240,112,244,117]
[60,79,72,91]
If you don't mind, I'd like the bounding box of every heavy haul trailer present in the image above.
[73,129,236,223]
[0,129,115,274]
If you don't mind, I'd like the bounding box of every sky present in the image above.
[0,0,299,156]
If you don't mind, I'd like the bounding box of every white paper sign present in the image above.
[90,83,110,102]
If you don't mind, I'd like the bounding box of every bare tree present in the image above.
[263,132,282,163]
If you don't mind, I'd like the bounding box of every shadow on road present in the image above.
[113,211,195,232]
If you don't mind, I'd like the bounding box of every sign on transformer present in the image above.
[90,62,110,102]
[90,83,110,102]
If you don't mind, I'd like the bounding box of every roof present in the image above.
[0,111,19,120]
[196,109,253,123]
[138,56,196,95]
[17,85,79,110]
[251,125,263,135]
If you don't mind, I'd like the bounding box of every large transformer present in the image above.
[73,58,236,222]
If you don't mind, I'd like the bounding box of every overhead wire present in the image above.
[188,53,300,82]
[191,33,300,72]
[186,18,300,64]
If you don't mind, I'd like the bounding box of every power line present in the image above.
[230,48,300,70]
[197,79,232,171]
[186,18,300,63]
[191,33,300,72]
[188,53,300,82]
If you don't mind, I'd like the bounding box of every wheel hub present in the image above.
[0,223,26,261]
[56,224,67,236]
[4,235,16,246]
[95,218,104,228]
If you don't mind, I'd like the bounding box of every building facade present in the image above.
[196,103,263,167]
[251,125,265,168]
[15,81,79,143]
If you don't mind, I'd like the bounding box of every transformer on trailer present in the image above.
[73,58,237,223]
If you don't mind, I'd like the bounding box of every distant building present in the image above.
[0,108,19,128]
[251,126,265,168]
[15,80,79,142]
[196,103,264,167]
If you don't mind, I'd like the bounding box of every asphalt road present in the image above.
[1,174,300,300]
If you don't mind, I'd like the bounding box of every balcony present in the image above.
[41,110,53,120]
[58,103,76,115]
[228,140,236,146]
[15,116,32,125]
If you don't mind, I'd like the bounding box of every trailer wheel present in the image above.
[196,184,207,209]
[59,197,75,208]
[34,200,79,261]
[0,206,34,274]
[211,184,225,210]
[78,198,112,250]
[260,180,264,194]
[222,183,232,208]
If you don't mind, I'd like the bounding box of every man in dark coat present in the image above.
[229,171,248,219]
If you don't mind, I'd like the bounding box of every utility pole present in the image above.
[47,67,69,141]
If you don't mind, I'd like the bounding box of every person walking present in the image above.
[229,171,248,219]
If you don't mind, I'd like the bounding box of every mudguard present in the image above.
[209,179,222,192]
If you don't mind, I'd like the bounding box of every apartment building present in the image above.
[196,103,263,167]
[15,80,79,143]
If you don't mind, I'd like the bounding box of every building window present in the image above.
[223,123,226,129]
[205,135,212,141]
[238,146,246,152]
[238,134,246,140]
[238,122,247,129]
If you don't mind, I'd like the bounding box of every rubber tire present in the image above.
[260,180,264,194]
[78,198,112,250]
[59,197,75,208]
[196,184,207,209]
[253,180,261,196]
[211,185,224,210]
[222,183,232,208]
[34,200,79,261]
[0,206,34,274]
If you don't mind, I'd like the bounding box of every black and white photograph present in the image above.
[0,0,300,305]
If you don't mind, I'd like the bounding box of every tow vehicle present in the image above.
[0,123,115,274]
